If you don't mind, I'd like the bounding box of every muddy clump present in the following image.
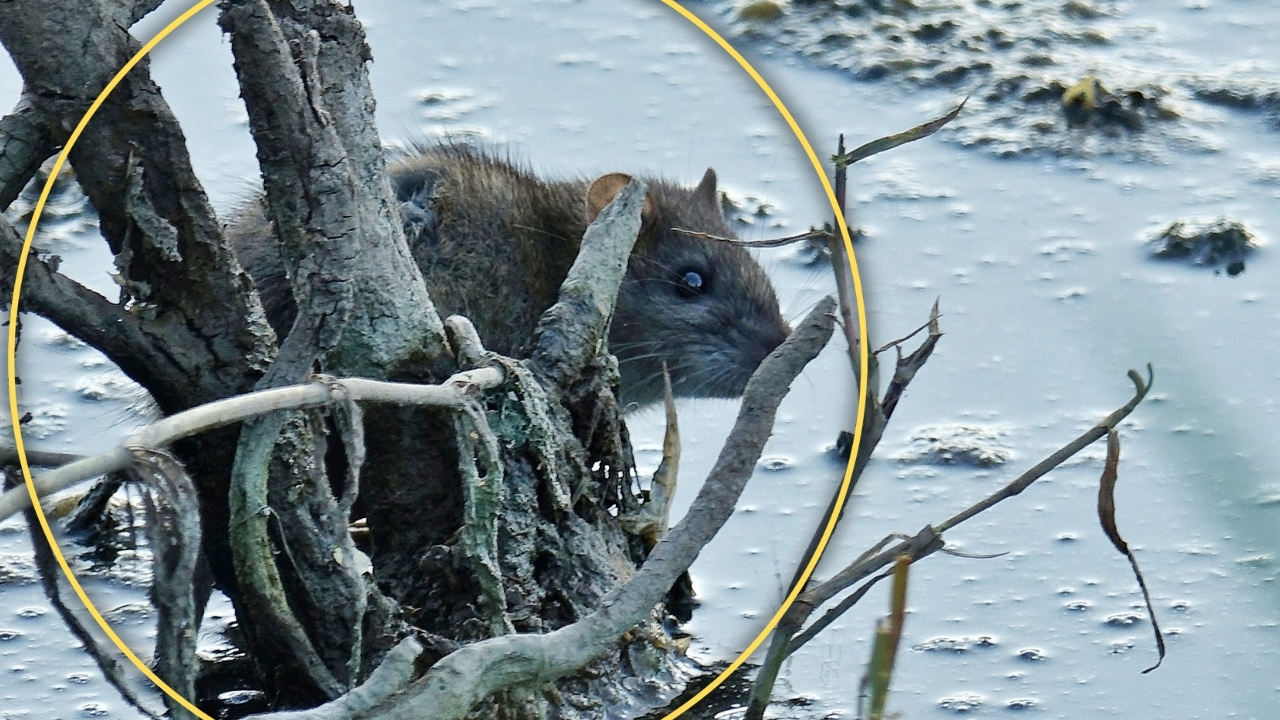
[893,424,1012,467]
[1146,218,1259,276]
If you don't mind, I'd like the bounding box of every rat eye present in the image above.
[676,269,706,298]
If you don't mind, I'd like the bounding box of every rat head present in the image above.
[587,169,791,407]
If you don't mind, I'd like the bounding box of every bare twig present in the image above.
[801,367,1155,625]
[0,444,83,468]
[670,226,833,248]
[872,304,940,355]
[750,367,1153,717]
[790,568,892,654]
[0,370,504,523]
[880,298,942,420]
[748,120,962,714]
[935,366,1153,534]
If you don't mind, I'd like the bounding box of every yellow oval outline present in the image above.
[3,2,868,719]
[6,6,219,718]
[654,3,867,718]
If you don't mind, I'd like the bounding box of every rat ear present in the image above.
[693,168,718,208]
[587,172,655,228]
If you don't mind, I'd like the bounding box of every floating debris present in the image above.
[894,424,1013,467]
[1060,75,1172,133]
[1146,218,1258,276]
[739,1,784,23]
[915,635,999,653]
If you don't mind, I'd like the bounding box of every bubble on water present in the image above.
[75,372,145,403]
[39,330,88,350]
[758,455,793,471]
[1104,611,1145,627]
[938,693,984,713]
[1108,638,1136,654]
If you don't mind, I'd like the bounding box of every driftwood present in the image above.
[0,6,840,720]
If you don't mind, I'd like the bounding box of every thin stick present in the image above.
[0,370,504,522]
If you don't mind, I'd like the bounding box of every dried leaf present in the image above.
[1097,428,1166,673]
[834,100,967,168]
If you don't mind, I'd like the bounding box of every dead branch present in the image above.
[528,179,646,393]
[749,117,961,715]
[0,0,275,412]
[0,444,82,468]
[0,94,54,210]
[0,370,504,523]
[0,216,207,408]
[879,298,942,419]
[218,0,447,379]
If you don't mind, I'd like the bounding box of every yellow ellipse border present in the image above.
[7,6,220,719]
[654,3,867,718]
[3,2,869,719]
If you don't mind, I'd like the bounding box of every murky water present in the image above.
[3,0,1280,718]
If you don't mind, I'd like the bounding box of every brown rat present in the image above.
[226,144,790,407]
